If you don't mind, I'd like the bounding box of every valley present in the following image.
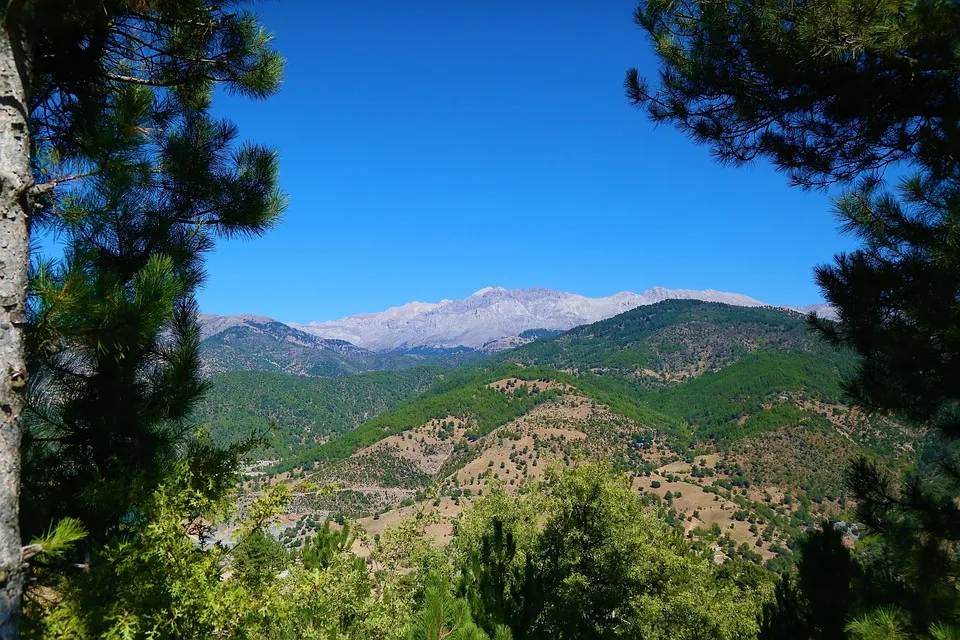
[17,1,954,634]
[200,298,920,574]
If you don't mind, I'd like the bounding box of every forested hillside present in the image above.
[234,302,919,577]
[12,0,957,635]
[193,368,445,458]
[200,318,480,377]
[211,301,862,465]
[499,299,849,381]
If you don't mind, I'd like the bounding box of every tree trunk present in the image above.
[0,1,29,635]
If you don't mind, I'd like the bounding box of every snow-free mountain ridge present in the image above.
[277,286,814,351]
[200,286,836,356]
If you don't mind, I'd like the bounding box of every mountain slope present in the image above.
[193,367,446,458]
[289,286,769,350]
[268,303,860,471]
[281,365,914,565]
[219,301,857,468]
[199,314,480,377]
[498,299,847,383]
[220,300,914,570]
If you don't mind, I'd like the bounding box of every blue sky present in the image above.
[201,0,854,323]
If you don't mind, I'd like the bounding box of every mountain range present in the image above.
[196,298,918,574]
[197,286,834,376]
[288,286,776,350]
[197,314,478,377]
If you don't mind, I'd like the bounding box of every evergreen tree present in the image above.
[301,518,363,572]
[625,0,960,188]
[23,92,284,543]
[760,523,858,639]
[628,0,960,631]
[459,518,540,640]
[0,1,284,630]
[406,575,504,640]
[232,529,289,587]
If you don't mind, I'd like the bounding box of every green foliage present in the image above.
[626,0,959,187]
[301,519,362,571]
[844,607,911,640]
[814,173,960,438]
[276,552,410,640]
[760,523,858,639]
[22,0,287,548]
[23,454,277,639]
[454,493,544,637]
[762,516,960,637]
[25,518,86,564]
[231,529,289,587]
[194,368,444,458]
[406,576,501,640]
[456,465,774,640]
[22,456,408,640]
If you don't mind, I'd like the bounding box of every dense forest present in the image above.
[0,0,956,638]
[194,368,445,458]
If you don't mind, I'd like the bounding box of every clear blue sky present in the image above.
[201,0,855,323]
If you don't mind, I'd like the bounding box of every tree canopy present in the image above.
[625,0,960,187]
[0,0,286,632]
[628,0,960,633]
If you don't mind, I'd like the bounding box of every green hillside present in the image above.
[193,367,446,458]
[642,349,851,439]
[269,362,684,474]
[205,301,873,469]
[201,320,482,377]
[499,299,846,382]
[272,345,869,475]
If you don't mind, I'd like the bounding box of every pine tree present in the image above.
[301,518,363,572]
[760,523,858,639]
[0,1,284,631]
[459,518,541,640]
[23,89,285,543]
[628,0,960,632]
[232,529,289,587]
[625,0,960,188]
[407,576,505,640]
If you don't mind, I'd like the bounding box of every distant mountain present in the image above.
[289,286,771,351]
[197,314,479,377]
[792,303,839,320]
[200,287,835,373]
[496,299,845,385]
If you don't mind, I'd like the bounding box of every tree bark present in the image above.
[0,1,29,635]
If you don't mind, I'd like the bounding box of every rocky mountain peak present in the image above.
[288,286,777,351]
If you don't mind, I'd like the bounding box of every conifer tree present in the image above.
[625,0,960,188]
[459,518,540,640]
[301,518,363,572]
[0,1,284,632]
[628,0,960,631]
[407,575,508,640]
